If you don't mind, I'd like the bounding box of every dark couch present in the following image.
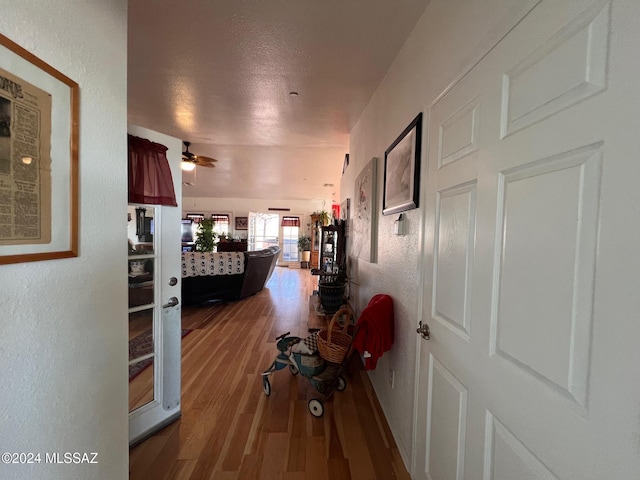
[181,246,280,305]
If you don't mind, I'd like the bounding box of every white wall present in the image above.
[0,2,128,479]
[342,0,539,468]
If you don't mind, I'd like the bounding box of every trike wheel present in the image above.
[336,375,347,392]
[308,398,324,417]
[289,364,299,376]
[263,377,271,396]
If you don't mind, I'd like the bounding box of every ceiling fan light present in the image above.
[181,160,196,171]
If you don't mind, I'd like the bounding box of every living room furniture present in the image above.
[310,221,347,314]
[217,240,248,252]
[181,246,280,305]
[310,213,321,268]
[319,223,345,275]
[128,271,154,308]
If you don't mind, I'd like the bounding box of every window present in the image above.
[211,214,230,237]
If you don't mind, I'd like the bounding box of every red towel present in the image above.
[352,294,394,370]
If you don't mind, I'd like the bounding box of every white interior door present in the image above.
[414,1,640,478]
[127,126,182,446]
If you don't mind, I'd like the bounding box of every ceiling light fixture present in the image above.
[181,161,196,171]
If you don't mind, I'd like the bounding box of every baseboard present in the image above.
[129,411,182,449]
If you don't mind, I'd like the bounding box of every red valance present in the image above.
[281,216,300,227]
[128,134,178,206]
[211,214,230,225]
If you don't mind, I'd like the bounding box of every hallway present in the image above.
[129,267,410,479]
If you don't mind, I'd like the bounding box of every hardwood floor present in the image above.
[129,267,411,480]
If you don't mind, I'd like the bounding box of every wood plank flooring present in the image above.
[129,267,410,480]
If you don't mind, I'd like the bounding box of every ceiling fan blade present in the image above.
[183,141,218,166]
[195,155,218,163]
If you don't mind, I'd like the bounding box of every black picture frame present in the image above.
[342,153,349,175]
[382,113,422,215]
[235,216,248,230]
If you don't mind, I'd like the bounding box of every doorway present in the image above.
[247,212,303,266]
[280,215,301,266]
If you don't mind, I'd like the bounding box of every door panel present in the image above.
[415,1,640,478]
[484,412,558,480]
[433,182,476,340]
[493,145,601,407]
[426,355,468,480]
[128,126,182,446]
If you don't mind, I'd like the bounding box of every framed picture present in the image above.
[351,157,377,263]
[235,216,248,230]
[342,153,349,175]
[0,34,79,265]
[382,113,422,216]
[340,198,350,237]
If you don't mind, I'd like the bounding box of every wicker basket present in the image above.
[318,306,354,364]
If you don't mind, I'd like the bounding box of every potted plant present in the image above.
[194,218,217,252]
[311,210,330,226]
[298,235,312,262]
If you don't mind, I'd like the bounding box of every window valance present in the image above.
[128,134,178,206]
[211,214,230,225]
[281,216,300,227]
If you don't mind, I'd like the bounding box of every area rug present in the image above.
[129,328,192,382]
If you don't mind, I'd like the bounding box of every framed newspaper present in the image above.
[0,34,79,265]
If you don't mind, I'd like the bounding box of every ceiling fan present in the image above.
[181,141,217,171]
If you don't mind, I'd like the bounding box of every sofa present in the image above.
[181,246,280,305]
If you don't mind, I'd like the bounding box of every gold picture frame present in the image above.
[0,34,79,265]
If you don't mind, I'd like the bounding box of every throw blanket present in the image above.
[181,252,245,277]
[352,294,394,370]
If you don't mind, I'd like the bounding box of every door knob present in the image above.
[162,296,179,308]
[417,321,430,340]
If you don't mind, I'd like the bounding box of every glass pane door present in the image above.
[127,125,182,447]
[252,213,279,250]
[248,211,257,251]
[128,205,157,412]
[281,225,300,265]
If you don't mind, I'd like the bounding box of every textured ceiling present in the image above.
[128,0,430,201]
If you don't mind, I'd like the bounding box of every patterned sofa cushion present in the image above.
[181,252,245,277]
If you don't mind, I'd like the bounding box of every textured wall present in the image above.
[343,0,539,468]
[0,1,128,479]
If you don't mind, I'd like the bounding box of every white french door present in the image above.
[127,126,182,446]
[280,215,303,267]
[248,212,279,251]
[414,1,640,478]
[280,224,300,266]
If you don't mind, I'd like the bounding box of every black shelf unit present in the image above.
[312,222,345,278]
